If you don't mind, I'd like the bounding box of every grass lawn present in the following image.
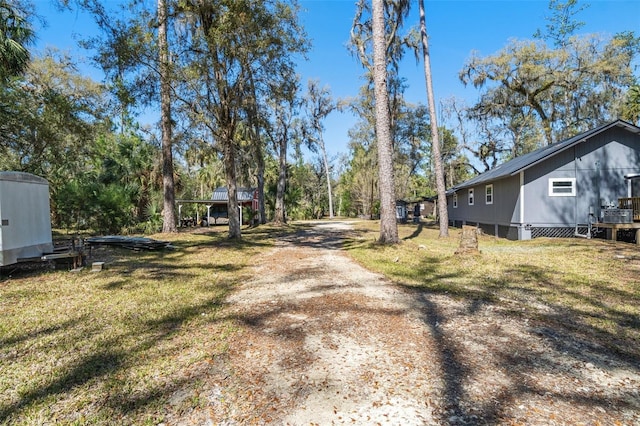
[345,221,640,360]
[0,226,277,425]
[1,220,639,424]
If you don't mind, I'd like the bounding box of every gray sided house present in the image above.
[447,120,640,240]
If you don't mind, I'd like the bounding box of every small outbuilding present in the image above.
[446,119,640,240]
[0,172,54,266]
[209,187,258,224]
[176,187,258,226]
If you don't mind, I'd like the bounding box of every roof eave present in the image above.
[509,119,640,176]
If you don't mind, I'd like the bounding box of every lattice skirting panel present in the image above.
[531,226,588,238]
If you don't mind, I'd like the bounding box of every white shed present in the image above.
[0,172,54,266]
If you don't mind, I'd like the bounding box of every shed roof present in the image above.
[211,187,256,203]
[449,119,640,193]
[0,171,48,185]
[176,187,257,205]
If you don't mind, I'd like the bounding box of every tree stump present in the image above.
[455,225,480,255]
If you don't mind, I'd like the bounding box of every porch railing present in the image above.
[618,197,640,221]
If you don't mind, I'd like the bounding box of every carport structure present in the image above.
[176,187,258,227]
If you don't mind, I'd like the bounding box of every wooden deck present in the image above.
[595,222,640,245]
[593,197,640,244]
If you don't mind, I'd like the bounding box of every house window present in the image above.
[549,178,576,196]
[468,188,474,205]
[453,193,458,208]
[485,184,493,204]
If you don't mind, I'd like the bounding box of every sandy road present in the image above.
[187,221,640,425]
[223,221,439,424]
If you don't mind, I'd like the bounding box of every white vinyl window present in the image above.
[453,193,458,208]
[485,184,493,204]
[549,178,576,196]
[468,188,474,205]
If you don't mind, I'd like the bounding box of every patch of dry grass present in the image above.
[0,226,276,425]
[345,221,640,359]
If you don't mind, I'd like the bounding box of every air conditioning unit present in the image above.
[602,208,633,224]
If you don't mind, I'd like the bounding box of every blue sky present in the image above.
[34,0,640,158]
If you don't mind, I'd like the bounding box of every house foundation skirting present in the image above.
[449,220,591,240]
[450,220,519,239]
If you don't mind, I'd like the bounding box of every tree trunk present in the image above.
[223,140,241,239]
[247,71,266,225]
[274,130,287,224]
[318,137,334,218]
[256,153,266,225]
[419,0,448,237]
[250,118,267,226]
[158,0,176,233]
[371,0,399,244]
[372,0,400,244]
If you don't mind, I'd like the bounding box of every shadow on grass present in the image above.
[398,268,640,424]
[0,289,234,423]
[0,316,85,347]
[428,263,637,421]
[403,221,425,241]
[0,225,272,423]
[0,350,123,422]
[86,224,281,291]
[342,224,640,424]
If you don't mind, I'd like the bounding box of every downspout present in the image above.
[574,147,579,234]
[518,171,532,240]
[574,148,594,239]
[519,172,525,224]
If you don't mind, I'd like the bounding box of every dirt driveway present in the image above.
[187,221,640,425]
